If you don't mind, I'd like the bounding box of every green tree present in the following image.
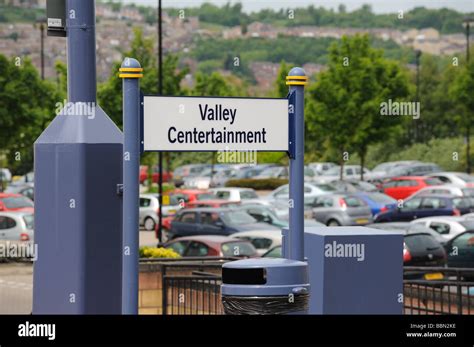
[449,55,474,173]
[0,55,63,174]
[273,60,289,98]
[307,35,409,179]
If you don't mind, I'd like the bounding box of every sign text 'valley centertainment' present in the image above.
[142,96,289,152]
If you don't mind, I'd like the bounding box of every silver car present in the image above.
[139,194,181,231]
[0,212,34,241]
[311,194,373,226]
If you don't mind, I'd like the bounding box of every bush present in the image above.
[146,183,176,194]
[225,178,288,190]
[139,247,180,259]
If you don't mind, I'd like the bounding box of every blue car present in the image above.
[355,192,397,216]
[169,207,278,239]
[374,194,474,223]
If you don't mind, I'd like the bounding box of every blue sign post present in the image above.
[287,68,308,261]
[33,0,123,314]
[119,58,143,314]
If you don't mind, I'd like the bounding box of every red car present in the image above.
[381,176,443,200]
[162,235,258,258]
[170,189,215,203]
[139,166,172,184]
[0,193,34,212]
[185,200,240,209]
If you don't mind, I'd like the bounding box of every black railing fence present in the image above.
[140,258,474,315]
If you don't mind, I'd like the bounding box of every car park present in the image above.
[331,179,378,193]
[185,199,240,209]
[355,192,397,216]
[0,193,34,213]
[172,164,211,187]
[373,194,474,223]
[5,182,34,201]
[444,231,474,279]
[170,189,216,203]
[255,166,289,180]
[381,176,443,200]
[232,230,282,255]
[368,222,447,280]
[162,235,258,258]
[410,216,474,241]
[237,204,325,229]
[0,211,34,242]
[367,161,421,181]
[209,187,259,202]
[408,184,474,199]
[384,163,441,178]
[426,172,474,187]
[314,165,371,182]
[139,194,181,231]
[308,162,337,175]
[311,194,373,226]
[266,182,337,207]
[169,207,277,239]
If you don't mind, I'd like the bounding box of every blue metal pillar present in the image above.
[33,0,123,313]
[119,59,143,314]
[287,68,308,261]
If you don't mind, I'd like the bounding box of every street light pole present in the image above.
[157,0,163,242]
[415,49,421,142]
[36,17,46,80]
[463,17,473,174]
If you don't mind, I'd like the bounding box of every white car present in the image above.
[209,187,259,202]
[314,165,371,183]
[308,162,337,175]
[410,216,474,241]
[427,172,474,187]
[408,184,474,199]
[265,182,337,207]
[139,194,181,231]
[232,230,282,256]
[0,212,34,241]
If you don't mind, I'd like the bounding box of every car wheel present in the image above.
[327,219,341,227]
[144,217,156,231]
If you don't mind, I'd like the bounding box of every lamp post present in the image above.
[463,17,474,174]
[415,49,422,142]
[157,0,164,242]
[35,16,46,80]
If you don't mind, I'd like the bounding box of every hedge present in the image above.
[225,178,288,190]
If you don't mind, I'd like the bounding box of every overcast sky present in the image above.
[122,0,474,13]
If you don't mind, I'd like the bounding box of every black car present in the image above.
[368,223,447,280]
[374,194,474,223]
[169,207,277,239]
[445,230,474,280]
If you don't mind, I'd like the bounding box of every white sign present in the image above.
[143,96,289,152]
[47,18,62,28]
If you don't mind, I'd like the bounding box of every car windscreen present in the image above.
[23,214,34,229]
[367,192,396,204]
[221,241,257,257]
[1,196,33,209]
[315,184,337,192]
[240,190,258,199]
[404,234,441,252]
[461,188,474,197]
[424,178,443,186]
[196,193,216,200]
[460,220,474,230]
[220,211,256,225]
[342,196,365,207]
[456,173,474,183]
